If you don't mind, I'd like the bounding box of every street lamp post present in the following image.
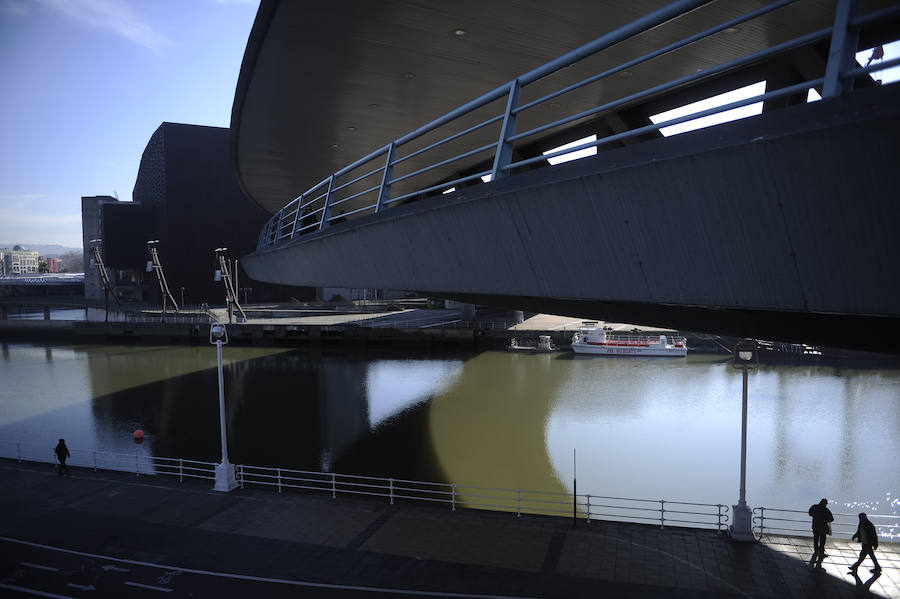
[730,339,758,541]
[210,323,238,492]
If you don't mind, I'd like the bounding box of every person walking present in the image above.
[849,513,881,574]
[808,498,834,557]
[54,438,70,478]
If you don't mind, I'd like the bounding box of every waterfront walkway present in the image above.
[1,460,896,598]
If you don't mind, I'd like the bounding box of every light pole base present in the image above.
[729,502,755,541]
[213,461,238,492]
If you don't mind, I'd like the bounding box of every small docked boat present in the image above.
[509,335,557,353]
[571,324,687,357]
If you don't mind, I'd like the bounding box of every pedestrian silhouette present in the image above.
[808,498,833,557]
[54,438,70,478]
[848,513,881,574]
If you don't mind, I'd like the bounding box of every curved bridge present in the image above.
[238,1,900,351]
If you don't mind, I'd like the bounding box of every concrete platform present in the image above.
[1,460,896,598]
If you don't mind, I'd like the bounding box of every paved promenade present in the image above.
[1,460,896,598]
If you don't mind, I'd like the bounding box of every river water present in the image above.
[1,341,898,518]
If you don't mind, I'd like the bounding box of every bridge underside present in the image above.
[243,85,900,353]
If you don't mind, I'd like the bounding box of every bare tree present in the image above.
[59,250,84,273]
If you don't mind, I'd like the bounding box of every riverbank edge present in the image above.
[0,318,729,350]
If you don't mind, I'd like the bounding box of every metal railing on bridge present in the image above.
[257,0,900,250]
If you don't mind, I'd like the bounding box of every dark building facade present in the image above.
[83,122,312,306]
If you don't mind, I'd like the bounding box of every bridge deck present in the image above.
[1,460,896,598]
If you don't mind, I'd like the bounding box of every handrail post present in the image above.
[586,494,591,523]
[179,458,183,482]
[491,79,521,181]
[759,507,765,537]
[375,143,396,212]
[389,478,395,505]
[270,213,280,245]
[823,0,860,97]
[717,504,723,532]
[660,500,665,529]
[238,464,244,488]
[451,483,456,511]
[319,175,336,231]
[516,489,522,517]
[277,468,282,494]
[331,472,337,499]
[273,209,284,242]
[290,194,304,239]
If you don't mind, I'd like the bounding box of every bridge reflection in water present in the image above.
[0,342,897,518]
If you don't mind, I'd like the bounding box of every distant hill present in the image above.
[0,243,81,257]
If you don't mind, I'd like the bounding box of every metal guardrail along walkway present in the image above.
[257,0,900,250]
[4,439,899,541]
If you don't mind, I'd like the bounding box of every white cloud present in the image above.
[37,0,171,53]
[0,206,81,227]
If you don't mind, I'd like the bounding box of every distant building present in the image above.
[47,257,59,273]
[0,273,83,297]
[0,246,40,275]
[82,122,313,305]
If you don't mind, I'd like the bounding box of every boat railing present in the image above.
[601,333,687,346]
[256,0,900,250]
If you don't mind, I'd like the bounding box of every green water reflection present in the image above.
[1,341,898,516]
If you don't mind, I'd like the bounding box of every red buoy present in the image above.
[133,429,144,440]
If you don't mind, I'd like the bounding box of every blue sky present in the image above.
[0,0,259,248]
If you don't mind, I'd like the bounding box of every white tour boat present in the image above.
[571,324,687,357]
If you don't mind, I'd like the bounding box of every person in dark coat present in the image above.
[808,498,834,556]
[849,513,881,573]
[54,439,70,478]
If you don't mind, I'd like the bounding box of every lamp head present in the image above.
[209,323,228,344]
[733,339,758,369]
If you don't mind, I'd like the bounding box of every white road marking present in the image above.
[19,562,59,572]
[1,536,537,599]
[125,581,173,592]
[65,583,95,591]
[0,583,77,598]
[101,564,129,572]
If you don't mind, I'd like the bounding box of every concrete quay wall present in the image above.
[0,319,719,352]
